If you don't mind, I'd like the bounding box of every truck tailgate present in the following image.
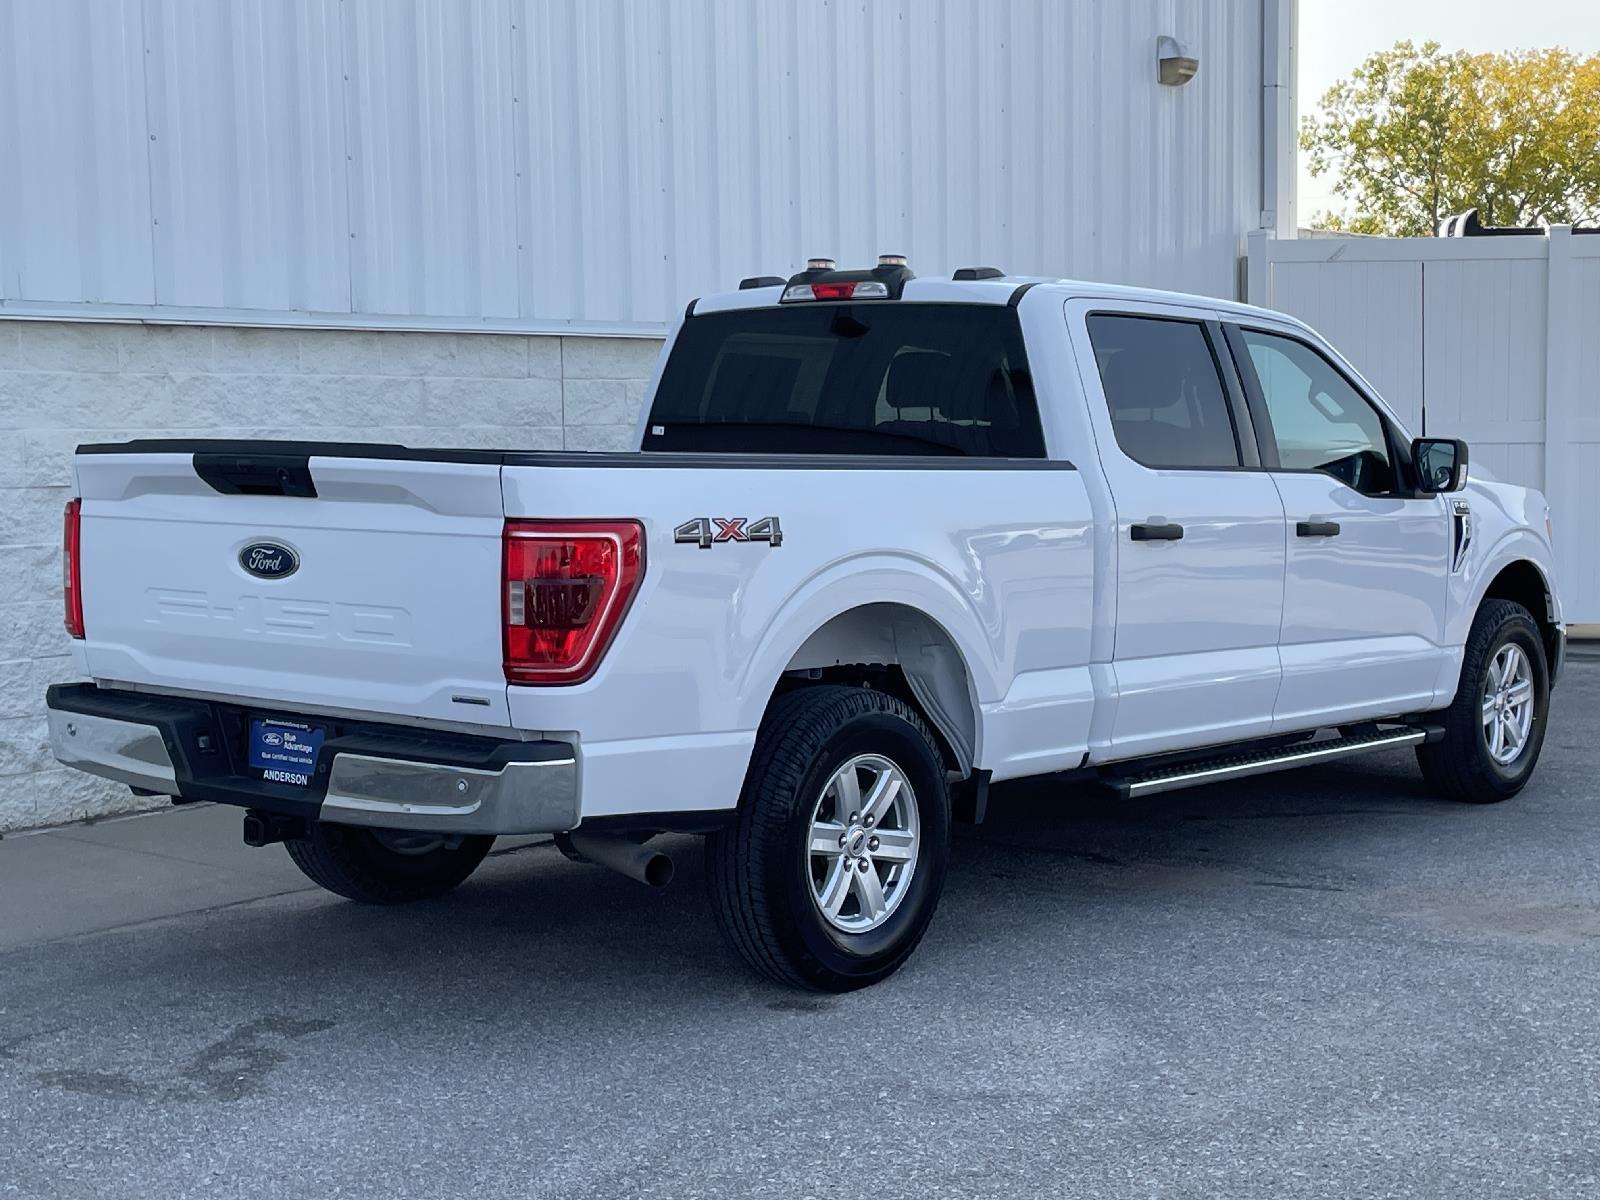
[74,445,510,726]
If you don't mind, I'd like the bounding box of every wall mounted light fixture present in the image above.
[1157,36,1199,86]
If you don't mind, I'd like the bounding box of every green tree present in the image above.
[1301,41,1600,235]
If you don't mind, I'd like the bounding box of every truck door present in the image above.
[1223,323,1451,728]
[1067,301,1287,759]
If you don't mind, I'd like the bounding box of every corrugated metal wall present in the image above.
[0,0,1268,332]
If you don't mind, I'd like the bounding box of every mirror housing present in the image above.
[1413,437,1469,493]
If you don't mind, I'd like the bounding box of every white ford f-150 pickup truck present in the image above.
[46,258,1565,991]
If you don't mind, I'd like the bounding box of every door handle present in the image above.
[1130,522,1184,542]
[1296,520,1341,538]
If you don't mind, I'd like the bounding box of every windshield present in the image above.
[645,302,1046,457]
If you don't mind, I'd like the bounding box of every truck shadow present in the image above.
[17,745,1565,1106]
[171,751,1472,1003]
[966,746,1450,868]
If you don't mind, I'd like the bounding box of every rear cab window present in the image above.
[646,303,1046,457]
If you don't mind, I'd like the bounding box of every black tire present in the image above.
[284,822,494,904]
[1416,598,1550,804]
[706,685,952,992]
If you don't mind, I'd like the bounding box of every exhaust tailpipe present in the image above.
[565,831,674,889]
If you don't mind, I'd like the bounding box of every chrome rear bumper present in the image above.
[319,750,576,834]
[48,706,178,794]
[45,684,578,836]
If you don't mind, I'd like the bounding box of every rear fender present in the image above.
[736,555,998,757]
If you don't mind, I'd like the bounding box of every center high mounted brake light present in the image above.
[781,279,891,302]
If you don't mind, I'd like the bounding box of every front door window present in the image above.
[1239,330,1394,496]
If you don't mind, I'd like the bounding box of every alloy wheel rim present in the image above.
[806,754,920,933]
[1481,642,1535,766]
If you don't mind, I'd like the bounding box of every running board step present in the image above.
[1110,726,1437,799]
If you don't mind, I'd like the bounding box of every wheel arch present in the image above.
[1479,556,1561,670]
[735,558,1001,770]
[770,602,980,776]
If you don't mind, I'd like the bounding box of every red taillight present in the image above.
[63,498,84,639]
[503,520,644,685]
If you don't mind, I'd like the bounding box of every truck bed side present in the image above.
[498,454,1096,817]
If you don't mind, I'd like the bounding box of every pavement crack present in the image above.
[1251,879,1349,893]
[33,1015,337,1104]
[1193,808,1430,822]
[7,886,324,952]
[965,838,1126,866]
[176,1015,338,1102]
[42,827,271,872]
[0,1025,66,1062]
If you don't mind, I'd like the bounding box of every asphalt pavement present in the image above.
[2,662,1599,1199]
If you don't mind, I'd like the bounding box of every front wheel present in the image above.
[707,685,951,992]
[284,822,494,904]
[1416,598,1550,804]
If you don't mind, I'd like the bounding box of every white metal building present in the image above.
[0,0,1298,829]
[2,0,1297,328]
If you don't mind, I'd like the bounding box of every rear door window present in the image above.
[647,303,1046,457]
[1085,314,1242,469]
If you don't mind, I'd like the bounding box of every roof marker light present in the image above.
[806,257,836,271]
[878,254,907,267]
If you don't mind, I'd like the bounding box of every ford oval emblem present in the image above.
[239,541,299,580]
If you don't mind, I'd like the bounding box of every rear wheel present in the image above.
[284,822,494,904]
[1416,599,1550,804]
[707,685,951,992]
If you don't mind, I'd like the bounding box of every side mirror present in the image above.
[1413,437,1469,493]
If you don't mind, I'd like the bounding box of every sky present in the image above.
[1297,0,1600,224]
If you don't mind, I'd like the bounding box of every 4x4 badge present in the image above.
[674,516,783,549]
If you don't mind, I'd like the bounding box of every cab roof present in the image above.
[686,266,1299,330]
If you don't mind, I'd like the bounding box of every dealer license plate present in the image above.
[248,718,325,786]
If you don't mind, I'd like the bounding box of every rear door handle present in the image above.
[1130,522,1184,542]
[1296,520,1341,538]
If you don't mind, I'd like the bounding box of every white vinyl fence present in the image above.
[1246,227,1600,625]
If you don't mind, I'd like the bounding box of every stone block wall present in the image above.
[0,320,663,830]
